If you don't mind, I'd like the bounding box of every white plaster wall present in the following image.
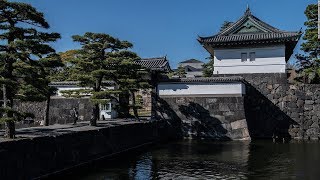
[158,82,245,97]
[54,86,114,97]
[55,86,85,96]
[186,71,203,77]
[213,45,286,74]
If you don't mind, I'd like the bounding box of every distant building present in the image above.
[136,57,171,72]
[178,59,204,77]
[50,57,171,119]
[198,7,301,75]
[49,81,118,120]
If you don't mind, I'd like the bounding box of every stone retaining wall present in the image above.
[11,98,92,129]
[155,96,250,140]
[0,120,173,179]
[215,73,320,140]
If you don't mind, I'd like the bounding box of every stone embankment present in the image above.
[0,120,173,179]
[217,73,320,140]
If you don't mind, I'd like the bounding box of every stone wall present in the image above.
[155,96,250,140]
[214,73,320,140]
[11,98,92,128]
[0,120,174,179]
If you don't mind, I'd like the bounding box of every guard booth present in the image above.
[100,101,118,120]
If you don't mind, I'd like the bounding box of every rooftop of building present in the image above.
[198,7,302,47]
[135,56,171,72]
[160,76,244,83]
[180,59,204,64]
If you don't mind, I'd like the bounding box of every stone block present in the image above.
[305,100,315,105]
[230,119,247,130]
[313,105,320,112]
[289,85,298,90]
[223,111,235,116]
[296,100,304,108]
[287,102,297,108]
[213,115,225,122]
[267,94,273,100]
[219,103,230,112]
[291,112,299,118]
[221,123,232,131]
[304,104,313,111]
[206,98,217,104]
[311,122,319,128]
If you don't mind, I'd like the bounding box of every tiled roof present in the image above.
[199,32,301,45]
[160,76,244,83]
[135,57,171,72]
[198,7,302,46]
[180,59,203,64]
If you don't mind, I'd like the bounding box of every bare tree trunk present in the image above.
[90,103,99,126]
[3,84,15,138]
[44,95,50,126]
[130,90,139,121]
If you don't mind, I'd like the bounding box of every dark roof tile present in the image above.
[160,76,244,83]
[198,8,302,46]
[180,59,203,64]
[135,57,171,72]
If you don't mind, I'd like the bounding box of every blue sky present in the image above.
[16,0,317,68]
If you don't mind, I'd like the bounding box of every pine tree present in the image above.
[0,1,60,138]
[295,3,319,83]
[38,54,64,126]
[175,65,186,78]
[114,54,150,120]
[65,32,144,125]
[202,56,214,77]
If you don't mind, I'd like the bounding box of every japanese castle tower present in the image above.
[198,7,301,74]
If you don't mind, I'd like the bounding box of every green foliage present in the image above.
[301,4,319,57]
[0,1,60,137]
[295,3,320,83]
[175,65,186,78]
[66,32,150,123]
[202,57,214,77]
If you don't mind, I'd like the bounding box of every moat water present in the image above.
[67,140,320,180]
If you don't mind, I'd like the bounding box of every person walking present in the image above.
[72,108,79,125]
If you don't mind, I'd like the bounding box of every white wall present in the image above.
[185,71,203,78]
[55,86,85,96]
[213,45,286,74]
[158,82,245,97]
[53,85,114,97]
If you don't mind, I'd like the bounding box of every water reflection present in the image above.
[74,140,320,180]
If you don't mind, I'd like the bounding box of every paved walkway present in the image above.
[0,119,149,142]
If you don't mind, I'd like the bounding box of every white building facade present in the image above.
[213,46,286,74]
[158,77,245,97]
[198,7,301,75]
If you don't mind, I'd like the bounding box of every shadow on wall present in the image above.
[244,83,298,140]
[155,97,183,138]
[178,102,229,140]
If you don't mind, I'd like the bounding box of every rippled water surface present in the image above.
[70,140,320,180]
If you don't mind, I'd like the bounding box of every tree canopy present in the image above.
[202,56,214,77]
[0,0,61,137]
[295,3,319,83]
[63,32,149,124]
